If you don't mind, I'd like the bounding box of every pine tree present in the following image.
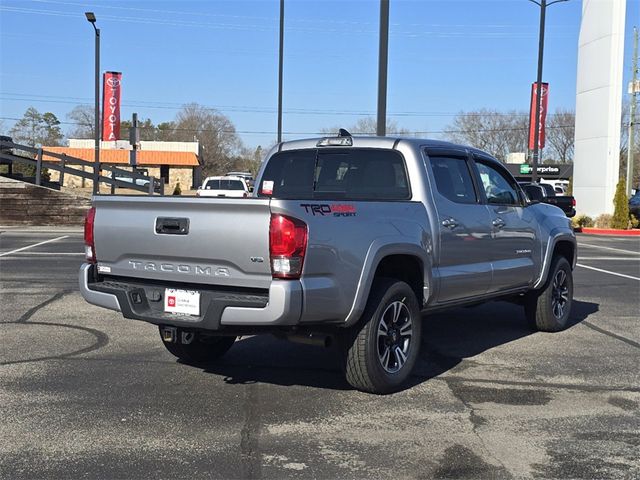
[611,177,630,229]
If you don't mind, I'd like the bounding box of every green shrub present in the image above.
[630,214,640,229]
[172,182,182,196]
[611,177,629,229]
[572,214,594,229]
[594,213,612,228]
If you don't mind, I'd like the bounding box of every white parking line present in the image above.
[578,243,640,255]
[576,263,640,281]
[0,236,69,257]
[578,257,640,261]
[2,252,84,256]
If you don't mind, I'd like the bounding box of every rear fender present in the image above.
[343,238,432,327]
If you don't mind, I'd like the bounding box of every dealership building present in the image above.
[43,139,202,190]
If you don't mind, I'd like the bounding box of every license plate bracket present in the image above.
[164,288,200,316]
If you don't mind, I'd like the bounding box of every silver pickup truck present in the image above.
[80,134,576,394]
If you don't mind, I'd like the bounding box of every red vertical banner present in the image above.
[102,72,122,141]
[528,82,549,150]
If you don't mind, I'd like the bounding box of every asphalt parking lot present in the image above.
[0,228,638,479]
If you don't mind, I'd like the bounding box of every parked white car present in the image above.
[196,176,250,198]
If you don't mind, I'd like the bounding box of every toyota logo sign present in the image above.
[106,77,120,88]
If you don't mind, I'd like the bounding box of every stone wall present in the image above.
[145,167,194,193]
[0,176,91,225]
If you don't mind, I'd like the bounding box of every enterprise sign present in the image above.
[519,164,561,175]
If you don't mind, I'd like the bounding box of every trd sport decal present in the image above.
[300,204,357,217]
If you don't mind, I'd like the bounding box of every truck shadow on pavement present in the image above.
[411,299,599,384]
[197,299,599,392]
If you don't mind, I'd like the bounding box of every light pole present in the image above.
[277,0,284,143]
[528,0,567,183]
[377,0,389,136]
[627,27,638,196]
[85,12,100,194]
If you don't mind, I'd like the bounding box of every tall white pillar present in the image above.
[573,0,626,216]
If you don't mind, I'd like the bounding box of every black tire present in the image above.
[341,278,422,394]
[159,327,236,365]
[525,256,573,332]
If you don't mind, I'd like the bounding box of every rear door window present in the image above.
[428,155,478,204]
[259,148,410,200]
[204,179,220,190]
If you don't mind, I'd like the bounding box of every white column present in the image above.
[573,0,626,216]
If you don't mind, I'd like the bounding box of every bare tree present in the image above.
[66,105,95,139]
[619,99,640,187]
[545,108,575,163]
[164,103,242,176]
[322,117,410,135]
[444,109,528,161]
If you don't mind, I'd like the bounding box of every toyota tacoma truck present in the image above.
[79,133,576,394]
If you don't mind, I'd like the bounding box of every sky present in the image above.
[0,0,638,149]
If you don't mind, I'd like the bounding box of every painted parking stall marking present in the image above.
[0,235,69,257]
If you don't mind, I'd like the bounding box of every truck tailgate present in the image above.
[92,196,272,289]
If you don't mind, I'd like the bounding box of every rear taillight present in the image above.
[269,214,308,279]
[571,197,576,207]
[84,207,96,263]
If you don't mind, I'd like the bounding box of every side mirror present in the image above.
[522,184,544,204]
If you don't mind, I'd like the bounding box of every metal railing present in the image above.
[0,140,164,195]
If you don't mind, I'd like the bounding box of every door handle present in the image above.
[492,217,506,229]
[441,218,458,229]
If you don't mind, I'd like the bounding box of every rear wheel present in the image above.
[525,256,573,332]
[159,326,236,365]
[341,278,422,394]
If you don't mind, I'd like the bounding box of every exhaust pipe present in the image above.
[286,332,332,348]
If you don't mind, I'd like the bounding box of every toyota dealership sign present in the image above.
[102,71,122,142]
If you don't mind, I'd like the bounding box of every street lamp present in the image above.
[377,0,389,136]
[85,11,100,194]
[277,0,284,143]
[528,0,568,183]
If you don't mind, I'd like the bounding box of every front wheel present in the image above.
[341,278,422,394]
[525,256,574,332]
[159,326,236,365]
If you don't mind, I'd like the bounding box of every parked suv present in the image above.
[80,133,576,393]
[196,176,250,198]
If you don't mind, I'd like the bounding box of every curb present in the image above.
[580,227,640,236]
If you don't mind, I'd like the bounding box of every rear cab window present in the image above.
[258,148,410,200]
[205,179,246,190]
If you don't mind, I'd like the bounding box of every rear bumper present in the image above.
[78,263,302,330]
